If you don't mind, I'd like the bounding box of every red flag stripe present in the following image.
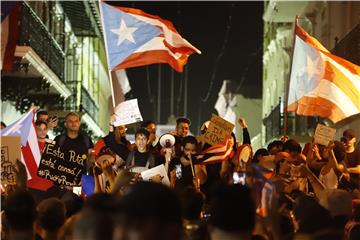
[295,25,360,75]
[287,95,347,123]
[113,49,190,72]
[21,143,39,179]
[322,59,360,110]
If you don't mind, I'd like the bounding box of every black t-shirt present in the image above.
[169,157,194,189]
[103,132,130,160]
[54,134,93,155]
[53,133,94,183]
[345,148,360,187]
[126,150,157,168]
[174,136,184,158]
[134,151,150,167]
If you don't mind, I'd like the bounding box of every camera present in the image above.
[233,172,246,185]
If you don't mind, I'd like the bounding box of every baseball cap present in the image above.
[343,129,356,140]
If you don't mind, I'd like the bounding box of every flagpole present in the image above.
[98,1,116,108]
[283,15,299,141]
[184,65,188,116]
[157,64,162,123]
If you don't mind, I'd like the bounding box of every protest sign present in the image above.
[313,123,336,146]
[1,136,21,185]
[204,114,235,145]
[113,99,143,126]
[37,143,86,186]
[141,164,170,186]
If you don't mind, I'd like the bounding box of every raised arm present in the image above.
[239,117,251,145]
[300,164,325,196]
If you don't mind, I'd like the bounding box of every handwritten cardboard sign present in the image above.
[314,123,336,146]
[113,99,143,126]
[204,114,235,145]
[141,164,170,186]
[37,143,86,186]
[1,136,21,185]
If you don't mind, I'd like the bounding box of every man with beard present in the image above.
[169,136,199,191]
[171,117,191,158]
[54,112,93,179]
[141,120,159,148]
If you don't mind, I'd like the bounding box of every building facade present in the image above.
[1,1,124,139]
[262,0,360,146]
[215,80,262,150]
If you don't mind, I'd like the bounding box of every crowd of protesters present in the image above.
[1,110,359,240]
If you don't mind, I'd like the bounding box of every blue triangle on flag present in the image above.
[1,111,33,146]
[101,3,163,70]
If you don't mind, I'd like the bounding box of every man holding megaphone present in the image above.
[168,136,202,191]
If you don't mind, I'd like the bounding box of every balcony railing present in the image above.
[263,101,297,143]
[19,2,65,81]
[81,86,99,122]
[333,24,360,66]
[263,100,316,143]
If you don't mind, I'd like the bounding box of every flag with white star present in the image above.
[100,3,201,72]
[287,25,360,123]
[1,109,41,181]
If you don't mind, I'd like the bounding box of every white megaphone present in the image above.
[159,134,175,148]
[159,134,176,164]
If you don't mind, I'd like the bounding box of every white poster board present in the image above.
[314,123,336,146]
[113,99,143,126]
[140,164,170,186]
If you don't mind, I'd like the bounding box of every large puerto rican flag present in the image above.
[1,109,40,181]
[100,2,201,72]
[287,25,360,123]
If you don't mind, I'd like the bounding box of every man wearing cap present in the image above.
[342,129,360,189]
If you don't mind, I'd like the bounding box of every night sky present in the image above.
[107,1,263,134]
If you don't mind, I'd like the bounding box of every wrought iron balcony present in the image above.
[81,86,99,122]
[60,1,102,37]
[333,24,360,66]
[19,2,65,81]
[263,101,302,143]
[263,100,317,143]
